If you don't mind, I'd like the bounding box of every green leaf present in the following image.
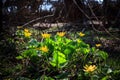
[101,76,109,80]
[63,47,74,59]
[113,70,120,74]
[21,49,37,58]
[107,68,112,74]
[16,56,23,59]
[55,72,69,79]
[79,42,89,48]
[91,47,96,52]
[27,39,39,48]
[47,43,54,53]
[64,48,72,55]
[50,51,67,68]
[65,38,72,43]
[80,48,90,55]
[98,51,108,60]
[92,75,99,80]
[50,61,56,67]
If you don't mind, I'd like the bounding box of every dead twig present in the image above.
[22,15,54,27]
[73,0,120,40]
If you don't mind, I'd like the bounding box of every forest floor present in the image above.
[0,23,120,79]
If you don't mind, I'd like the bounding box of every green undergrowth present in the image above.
[1,27,120,80]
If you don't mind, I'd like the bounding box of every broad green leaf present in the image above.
[50,51,67,68]
[64,48,72,55]
[65,38,72,43]
[63,47,74,59]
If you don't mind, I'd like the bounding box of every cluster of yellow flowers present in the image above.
[24,29,31,37]
[20,28,100,73]
[83,65,97,73]
[41,32,66,38]
[22,29,101,53]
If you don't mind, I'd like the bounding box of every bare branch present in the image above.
[22,9,56,27]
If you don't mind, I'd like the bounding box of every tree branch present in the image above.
[22,9,56,27]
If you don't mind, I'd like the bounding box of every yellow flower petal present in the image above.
[24,29,29,32]
[57,32,66,37]
[41,33,51,38]
[40,46,49,53]
[24,32,31,37]
[83,65,97,73]
[95,44,101,47]
[79,32,85,37]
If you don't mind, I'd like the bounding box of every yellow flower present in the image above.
[96,44,101,47]
[40,46,49,53]
[83,65,97,73]
[24,28,32,37]
[24,29,29,32]
[41,33,51,38]
[24,32,31,37]
[79,32,85,37]
[57,32,66,37]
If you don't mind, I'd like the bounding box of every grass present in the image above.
[107,57,120,70]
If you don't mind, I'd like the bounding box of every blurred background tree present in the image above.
[2,0,120,28]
